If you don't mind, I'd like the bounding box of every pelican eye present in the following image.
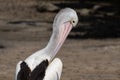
[72,20,75,23]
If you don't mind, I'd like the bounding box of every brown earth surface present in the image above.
[0,0,120,80]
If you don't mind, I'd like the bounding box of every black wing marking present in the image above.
[17,61,31,80]
[17,60,48,80]
[29,59,49,80]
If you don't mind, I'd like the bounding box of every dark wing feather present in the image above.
[30,59,49,80]
[17,60,48,80]
[17,61,31,80]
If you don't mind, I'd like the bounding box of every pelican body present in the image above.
[15,8,78,80]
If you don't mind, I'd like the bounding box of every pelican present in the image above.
[15,8,78,80]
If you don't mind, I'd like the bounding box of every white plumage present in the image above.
[44,58,62,80]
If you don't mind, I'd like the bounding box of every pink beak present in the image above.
[53,21,72,56]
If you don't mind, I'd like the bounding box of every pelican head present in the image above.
[53,8,78,28]
[50,8,78,58]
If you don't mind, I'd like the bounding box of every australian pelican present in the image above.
[15,8,78,80]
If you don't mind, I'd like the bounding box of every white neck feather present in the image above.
[44,29,60,60]
[25,29,60,70]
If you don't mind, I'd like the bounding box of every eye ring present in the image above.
[72,20,75,23]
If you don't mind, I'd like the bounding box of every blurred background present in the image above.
[0,0,120,80]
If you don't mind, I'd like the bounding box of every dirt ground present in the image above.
[0,0,120,80]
